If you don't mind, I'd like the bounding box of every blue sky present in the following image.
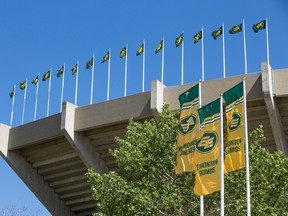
[0,0,287,215]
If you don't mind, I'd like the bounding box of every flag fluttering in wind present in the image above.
[86,57,94,69]
[193,31,202,44]
[175,33,183,47]
[9,87,15,98]
[20,80,27,90]
[72,63,78,75]
[212,26,223,40]
[31,75,39,85]
[229,24,242,34]
[101,51,110,63]
[57,66,64,77]
[155,40,163,54]
[253,20,266,33]
[136,43,144,56]
[42,70,50,81]
[120,46,126,58]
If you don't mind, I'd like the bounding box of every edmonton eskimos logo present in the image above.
[196,132,218,153]
[229,113,241,131]
[178,114,197,135]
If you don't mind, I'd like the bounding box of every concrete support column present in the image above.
[151,80,165,121]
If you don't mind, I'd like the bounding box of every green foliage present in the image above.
[86,106,288,215]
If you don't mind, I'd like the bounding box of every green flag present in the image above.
[229,24,242,34]
[155,40,163,54]
[20,80,27,90]
[175,33,183,47]
[31,75,39,85]
[136,44,144,56]
[120,46,126,58]
[86,57,93,69]
[253,20,266,33]
[193,31,202,44]
[57,66,64,77]
[212,26,223,40]
[42,70,50,81]
[9,87,15,98]
[101,51,110,63]
[72,64,78,75]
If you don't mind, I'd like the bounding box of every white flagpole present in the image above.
[266,18,270,66]
[75,61,79,106]
[201,27,205,81]
[243,78,251,216]
[10,85,16,127]
[199,80,204,216]
[142,40,145,92]
[90,54,95,104]
[124,45,128,96]
[47,69,52,117]
[34,73,39,120]
[220,95,224,216]
[222,23,226,78]
[21,78,27,125]
[107,49,111,100]
[181,31,184,85]
[161,37,165,83]
[243,20,248,75]
[60,64,65,112]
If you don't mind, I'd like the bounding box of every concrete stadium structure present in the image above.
[0,62,288,215]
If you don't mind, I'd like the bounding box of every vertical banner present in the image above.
[223,81,245,173]
[176,83,199,174]
[194,98,221,196]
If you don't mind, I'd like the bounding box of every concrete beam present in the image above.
[262,62,288,154]
[0,124,75,216]
[61,102,109,173]
[151,80,165,120]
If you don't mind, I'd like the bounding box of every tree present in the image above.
[86,105,288,215]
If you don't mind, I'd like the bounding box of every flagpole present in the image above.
[75,61,79,106]
[199,80,204,216]
[266,18,270,66]
[220,94,224,216]
[161,37,165,83]
[243,20,248,75]
[142,40,145,92]
[124,44,128,96]
[201,27,205,81]
[243,78,251,216]
[21,78,27,125]
[10,85,16,127]
[181,31,184,85]
[107,49,111,100]
[47,69,52,117]
[34,73,39,120]
[222,23,226,78]
[90,54,95,104]
[60,64,65,111]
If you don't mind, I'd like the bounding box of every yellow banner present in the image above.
[176,84,199,174]
[194,98,221,196]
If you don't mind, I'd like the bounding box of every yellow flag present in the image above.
[176,84,199,174]
[194,98,221,196]
[223,82,245,173]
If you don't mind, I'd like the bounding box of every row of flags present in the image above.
[176,80,249,215]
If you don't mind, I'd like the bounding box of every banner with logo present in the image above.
[194,98,221,196]
[176,84,199,174]
[223,81,245,173]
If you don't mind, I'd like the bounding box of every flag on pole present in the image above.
[31,75,39,85]
[72,63,78,75]
[193,31,202,44]
[194,98,221,196]
[42,70,50,81]
[86,57,94,69]
[252,20,266,33]
[9,87,15,98]
[20,80,27,90]
[229,24,242,34]
[57,66,64,77]
[223,82,245,173]
[136,43,144,56]
[212,26,223,40]
[175,33,183,47]
[120,46,127,58]
[101,51,110,63]
[176,84,199,174]
[155,40,163,54]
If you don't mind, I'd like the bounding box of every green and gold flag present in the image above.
[72,64,78,75]
[57,66,64,77]
[223,82,245,173]
[229,24,242,34]
[176,84,199,174]
[42,70,50,81]
[101,51,110,63]
[155,40,163,54]
[194,98,221,196]
[136,44,144,56]
[31,75,39,85]
[193,31,202,44]
[86,57,94,69]
[120,46,126,58]
[212,26,223,40]
[20,80,27,90]
[175,33,183,47]
[253,20,266,33]
[9,87,15,98]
